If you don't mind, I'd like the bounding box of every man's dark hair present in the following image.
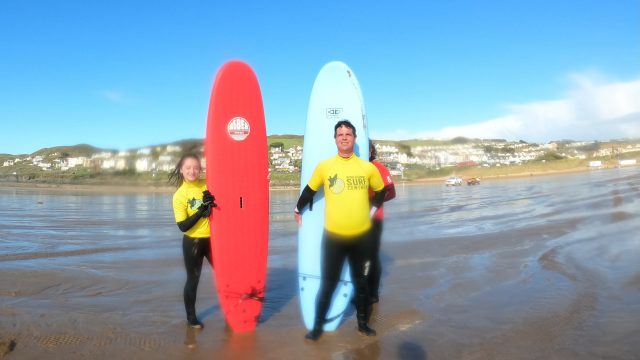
[333,119,357,138]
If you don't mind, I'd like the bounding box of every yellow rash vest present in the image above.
[172,179,210,238]
[308,154,384,237]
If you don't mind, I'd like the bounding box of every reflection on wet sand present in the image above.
[183,327,198,348]
[0,167,639,359]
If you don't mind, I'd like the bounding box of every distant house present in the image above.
[101,158,117,170]
[100,153,130,171]
[269,143,284,152]
[157,155,176,172]
[2,160,14,167]
[92,152,113,159]
[270,149,284,160]
[135,157,153,172]
[273,157,297,172]
[67,157,88,167]
[377,144,400,164]
[287,146,302,160]
[166,145,182,153]
[114,157,128,170]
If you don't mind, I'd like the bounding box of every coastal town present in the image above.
[1,137,639,182]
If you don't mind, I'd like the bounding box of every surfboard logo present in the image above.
[328,173,345,194]
[326,108,342,119]
[227,117,250,141]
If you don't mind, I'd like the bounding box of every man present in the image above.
[295,120,386,341]
[368,140,396,304]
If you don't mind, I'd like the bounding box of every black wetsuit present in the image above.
[316,230,375,327]
[369,219,383,300]
[182,235,212,320]
[297,183,386,331]
[173,181,214,324]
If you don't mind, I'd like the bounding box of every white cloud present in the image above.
[377,74,640,142]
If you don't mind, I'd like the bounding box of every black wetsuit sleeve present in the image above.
[177,206,207,233]
[371,188,387,209]
[384,184,396,202]
[295,185,317,213]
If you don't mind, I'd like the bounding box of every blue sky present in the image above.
[1,0,639,154]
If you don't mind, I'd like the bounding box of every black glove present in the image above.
[198,203,211,218]
[202,190,217,207]
[197,199,211,218]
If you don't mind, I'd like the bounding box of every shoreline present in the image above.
[0,165,635,193]
[409,164,634,184]
[0,181,302,193]
[0,181,177,193]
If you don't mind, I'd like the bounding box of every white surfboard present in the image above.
[298,61,369,331]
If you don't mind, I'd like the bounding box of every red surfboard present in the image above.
[205,61,269,332]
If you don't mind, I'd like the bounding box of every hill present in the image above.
[1,136,638,187]
[32,144,104,158]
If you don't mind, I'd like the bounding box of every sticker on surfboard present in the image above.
[325,108,343,119]
[227,117,250,141]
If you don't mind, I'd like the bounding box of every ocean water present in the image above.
[2,168,637,269]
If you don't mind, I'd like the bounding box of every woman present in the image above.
[368,140,396,304]
[169,154,215,329]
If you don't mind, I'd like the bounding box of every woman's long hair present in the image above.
[168,153,201,188]
[369,140,377,161]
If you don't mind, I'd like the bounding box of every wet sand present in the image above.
[1,167,639,359]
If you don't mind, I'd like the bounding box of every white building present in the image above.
[67,157,88,167]
[166,144,182,153]
[92,152,113,160]
[135,157,153,172]
[101,158,117,170]
[157,155,176,172]
[102,154,130,171]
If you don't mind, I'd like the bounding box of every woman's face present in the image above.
[180,157,201,182]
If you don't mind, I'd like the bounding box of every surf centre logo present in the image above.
[326,108,342,119]
[188,197,203,211]
[346,176,367,190]
[227,117,250,141]
[328,173,345,194]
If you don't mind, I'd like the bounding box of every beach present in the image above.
[1,167,639,359]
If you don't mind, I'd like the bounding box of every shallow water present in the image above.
[1,167,639,359]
